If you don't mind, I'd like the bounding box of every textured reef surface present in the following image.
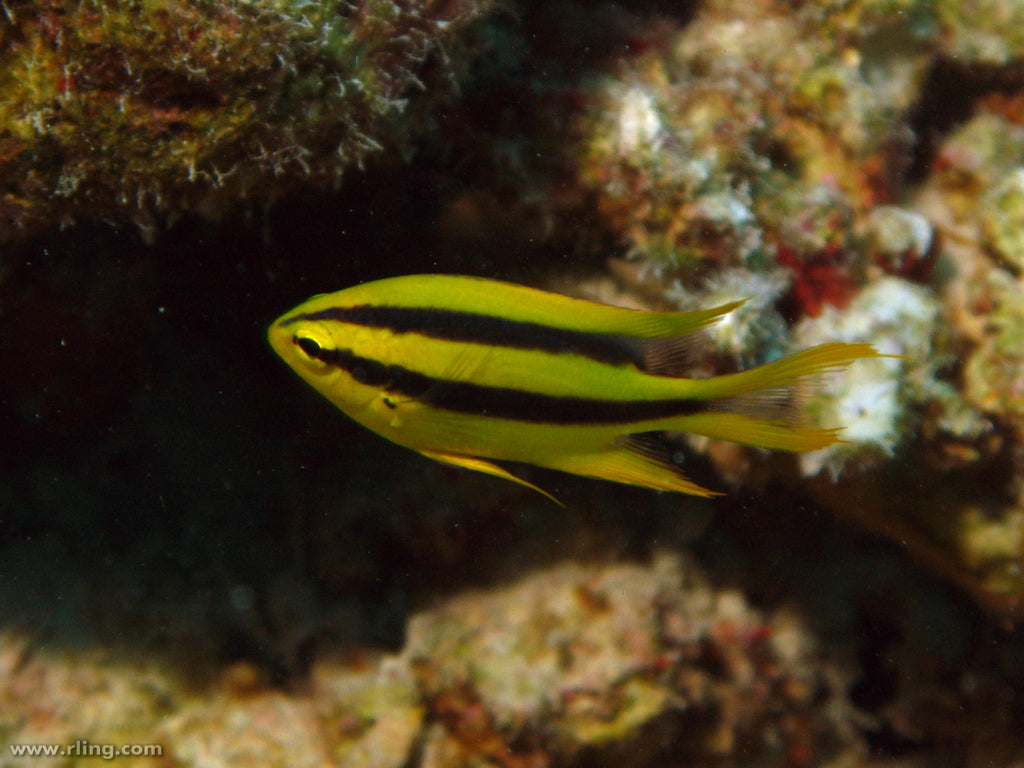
[4,0,1024,766]
[0,555,872,766]
[0,0,494,241]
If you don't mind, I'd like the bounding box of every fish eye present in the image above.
[295,335,322,359]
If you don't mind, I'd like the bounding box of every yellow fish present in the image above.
[269,274,880,503]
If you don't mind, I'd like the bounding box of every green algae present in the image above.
[0,0,493,242]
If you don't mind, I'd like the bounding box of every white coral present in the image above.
[792,277,940,477]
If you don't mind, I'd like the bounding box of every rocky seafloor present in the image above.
[4,0,1024,766]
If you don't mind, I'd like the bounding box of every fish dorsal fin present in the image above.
[630,328,712,377]
[617,300,745,378]
[592,299,746,340]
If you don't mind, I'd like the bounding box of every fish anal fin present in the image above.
[553,434,723,498]
[419,449,564,507]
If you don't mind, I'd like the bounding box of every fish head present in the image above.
[268,306,380,414]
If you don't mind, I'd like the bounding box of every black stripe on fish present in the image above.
[282,305,648,369]
[295,337,705,425]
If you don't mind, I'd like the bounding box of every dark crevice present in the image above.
[906,57,1024,183]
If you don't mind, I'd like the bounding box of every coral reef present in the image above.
[531,0,1024,616]
[403,553,852,766]
[0,629,178,768]
[887,100,1024,613]
[792,277,951,478]
[0,555,868,768]
[7,1,1024,767]
[5,547,1023,767]
[544,2,945,500]
[0,0,494,242]
[569,1,929,291]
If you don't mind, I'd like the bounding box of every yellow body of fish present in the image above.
[269,274,880,503]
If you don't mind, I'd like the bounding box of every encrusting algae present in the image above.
[0,0,495,242]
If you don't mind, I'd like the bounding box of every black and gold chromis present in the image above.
[269,274,881,504]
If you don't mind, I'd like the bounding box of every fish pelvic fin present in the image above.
[419,449,564,507]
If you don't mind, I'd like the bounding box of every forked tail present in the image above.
[677,343,884,452]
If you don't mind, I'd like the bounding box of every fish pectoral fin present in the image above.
[414,346,504,408]
[419,449,564,507]
[550,434,723,498]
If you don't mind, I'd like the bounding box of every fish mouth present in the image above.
[266,318,293,362]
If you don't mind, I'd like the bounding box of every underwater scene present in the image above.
[3,0,1024,765]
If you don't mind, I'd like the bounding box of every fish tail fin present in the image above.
[671,412,844,451]
[678,342,883,452]
[701,343,882,398]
